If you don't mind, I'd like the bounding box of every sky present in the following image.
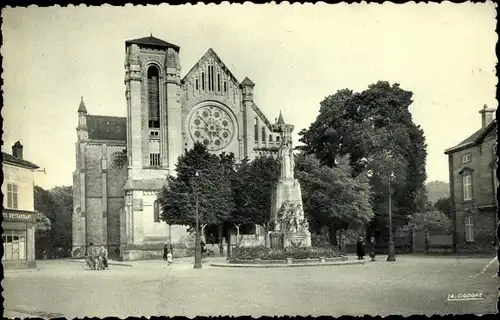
[2,2,497,189]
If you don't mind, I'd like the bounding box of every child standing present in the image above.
[166,249,173,269]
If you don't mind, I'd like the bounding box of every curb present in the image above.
[4,268,39,274]
[67,260,133,267]
[210,260,366,268]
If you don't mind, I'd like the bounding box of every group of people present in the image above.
[356,235,376,261]
[86,243,109,270]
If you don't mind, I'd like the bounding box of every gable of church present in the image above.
[182,48,240,95]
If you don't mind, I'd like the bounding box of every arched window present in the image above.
[261,126,266,142]
[269,134,273,142]
[276,136,280,142]
[147,66,160,128]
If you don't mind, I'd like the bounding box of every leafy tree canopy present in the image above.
[34,185,73,249]
[295,153,374,243]
[434,197,451,219]
[297,81,428,234]
[158,142,235,228]
[403,210,452,233]
[230,155,280,229]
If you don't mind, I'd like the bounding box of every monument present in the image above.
[270,112,312,248]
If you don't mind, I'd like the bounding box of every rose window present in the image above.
[189,105,235,151]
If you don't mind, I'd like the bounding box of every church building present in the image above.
[72,36,284,260]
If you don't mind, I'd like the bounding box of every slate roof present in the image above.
[125,36,180,51]
[78,97,87,113]
[240,77,255,87]
[2,152,39,170]
[87,115,127,141]
[444,119,497,154]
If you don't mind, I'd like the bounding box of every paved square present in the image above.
[3,255,498,318]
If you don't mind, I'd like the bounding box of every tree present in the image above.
[34,185,73,256]
[230,155,280,245]
[295,153,374,245]
[404,210,452,233]
[158,142,234,230]
[297,81,428,239]
[434,197,451,219]
[36,212,51,234]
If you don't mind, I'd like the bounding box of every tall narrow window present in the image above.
[153,200,160,223]
[462,174,472,201]
[149,139,161,167]
[202,72,205,90]
[207,67,212,91]
[217,74,221,92]
[212,66,215,91]
[7,183,18,209]
[464,216,474,242]
[276,136,280,142]
[269,134,273,142]
[254,118,259,142]
[195,78,199,90]
[147,66,160,128]
[262,126,266,142]
[224,81,227,93]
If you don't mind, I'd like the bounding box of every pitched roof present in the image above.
[2,152,39,170]
[78,97,87,113]
[125,36,180,51]
[277,111,285,125]
[87,115,127,141]
[444,119,497,154]
[240,77,255,87]
[181,48,239,85]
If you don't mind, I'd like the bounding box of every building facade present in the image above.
[444,105,497,253]
[72,36,284,260]
[2,142,40,269]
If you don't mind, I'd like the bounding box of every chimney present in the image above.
[12,141,23,159]
[479,104,496,128]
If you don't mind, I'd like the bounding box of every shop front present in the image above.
[2,209,37,269]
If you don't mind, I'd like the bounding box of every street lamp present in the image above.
[387,170,396,262]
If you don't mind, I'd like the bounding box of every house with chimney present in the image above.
[444,105,498,253]
[2,141,40,269]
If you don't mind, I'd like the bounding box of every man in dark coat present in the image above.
[368,237,376,261]
[356,236,365,260]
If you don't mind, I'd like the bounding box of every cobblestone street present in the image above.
[4,255,498,318]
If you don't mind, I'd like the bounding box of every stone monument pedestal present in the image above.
[270,232,284,249]
[283,233,311,248]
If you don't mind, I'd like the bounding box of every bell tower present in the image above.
[124,35,181,180]
[123,36,182,249]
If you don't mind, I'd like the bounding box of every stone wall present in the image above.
[450,128,497,253]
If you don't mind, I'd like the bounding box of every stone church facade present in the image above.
[72,36,284,260]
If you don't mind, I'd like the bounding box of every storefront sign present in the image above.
[3,211,36,223]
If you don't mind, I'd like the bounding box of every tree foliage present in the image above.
[404,211,452,233]
[297,81,428,237]
[36,212,52,234]
[230,155,280,230]
[434,197,451,219]
[34,185,73,250]
[158,142,235,228]
[295,153,374,244]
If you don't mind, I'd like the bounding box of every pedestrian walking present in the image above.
[356,236,365,260]
[368,236,376,261]
[163,244,168,261]
[166,249,173,269]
